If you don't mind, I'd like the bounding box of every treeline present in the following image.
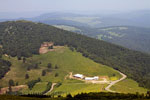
[0,20,150,88]
[0,48,11,79]
[1,92,150,100]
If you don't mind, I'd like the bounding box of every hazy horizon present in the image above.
[0,0,150,19]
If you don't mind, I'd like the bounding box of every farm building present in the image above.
[85,76,99,81]
[73,74,84,79]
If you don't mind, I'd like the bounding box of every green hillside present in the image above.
[0,47,147,96]
[0,20,150,90]
[111,79,148,94]
[0,47,120,94]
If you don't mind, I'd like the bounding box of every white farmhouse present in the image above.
[73,74,84,79]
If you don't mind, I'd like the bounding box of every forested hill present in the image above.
[0,48,11,80]
[0,20,150,89]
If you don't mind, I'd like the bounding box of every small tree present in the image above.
[27,66,31,71]
[55,73,59,77]
[55,65,58,69]
[37,77,41,82]
[66,94,72,98]
[147,91,150,98]
[42,70,46,76]
[34,63,38,69]
[9,79,15,86]
[8,85,12,93]
[17,53,21,60]
[23,57,26,63]
[47,63,52,69]
[112,74,116,76]
[16,82,19,86]
[0,86,2,92]
[25,74,29,79]
[17,56,21,60]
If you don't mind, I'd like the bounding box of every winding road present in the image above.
[45,83,57,95]
[105,71,127,92]
[44,71,127,95]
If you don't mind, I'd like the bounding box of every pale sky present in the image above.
[0,0,150,12]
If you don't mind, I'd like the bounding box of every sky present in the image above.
[0,0,150,18]
[0,0,150,12]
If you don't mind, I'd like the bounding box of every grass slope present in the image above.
[110,79,148,94]
[0,47,147,95]
[50,83,107,96]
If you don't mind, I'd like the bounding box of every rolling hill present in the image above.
[52,25,150,54]
[91,26,150,54]
[0,47,123,95]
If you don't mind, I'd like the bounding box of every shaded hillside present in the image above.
[90,26,150,54]
[0,48,11,80]
[0,21,150,89]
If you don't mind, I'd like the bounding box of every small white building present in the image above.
[73,74,84,79]
[85,76,99,81]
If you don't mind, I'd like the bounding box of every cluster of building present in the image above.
[73,74,99,81]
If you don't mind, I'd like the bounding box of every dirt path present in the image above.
[68,71,127,93]
[105,71,127,92]
[45,83,57,95]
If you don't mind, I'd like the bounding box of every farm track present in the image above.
[105,71,127,92]
[45,83,57,95]
[69,71,127,93]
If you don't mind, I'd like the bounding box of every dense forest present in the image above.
[0,48,11,79]
[0,20,150,89]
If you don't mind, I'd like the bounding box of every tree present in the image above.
[34,63,38,69]
[47,63,52,69]
[16,82,19,86]
[17,56,21,60]
[55,73,58,77]
[37,77,41,82]
[23,57,26,63]
[42,70,46,76]
[55,65,58,69]
[17,53,22,60]
[25,74,29,79]
[8,85,12,93]
[0,86,2,92]
[147,91,150,98]
[27,66,31,71]
[8,79,15,86]
[112,74,116,76]
[66,94,72,98]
